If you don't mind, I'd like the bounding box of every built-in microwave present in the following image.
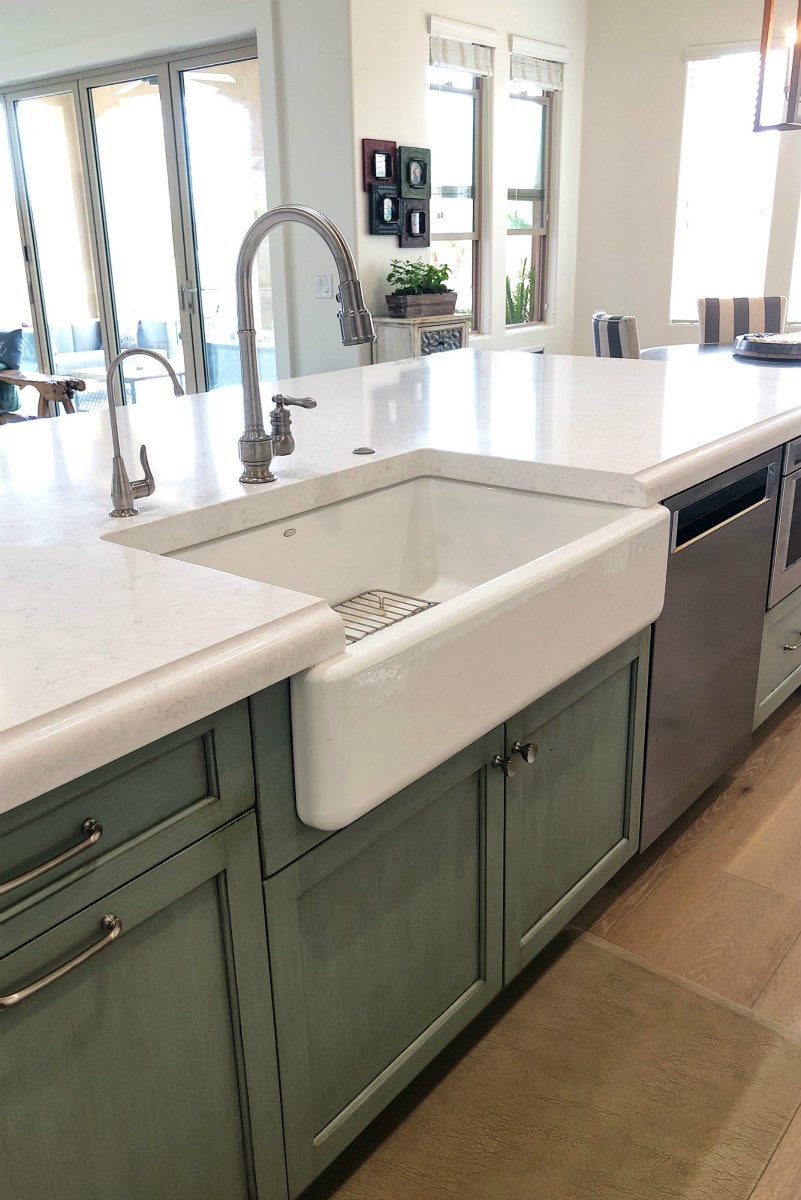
[768,435,801,608]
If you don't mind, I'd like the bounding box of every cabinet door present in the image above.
[265,727,505,1196]
[504,632,649,983]
[0,815,286,1200]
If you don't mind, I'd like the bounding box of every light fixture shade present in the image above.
[755,0,801,130]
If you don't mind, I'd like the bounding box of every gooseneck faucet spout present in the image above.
[235,204,375,484]
[105,348,185,517]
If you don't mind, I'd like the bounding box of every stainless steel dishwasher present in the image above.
[640,446,781,850]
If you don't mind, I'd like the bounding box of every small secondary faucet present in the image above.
[105,348,185,518]
[235,204,375,484]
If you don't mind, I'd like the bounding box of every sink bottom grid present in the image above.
[333,589,438,643]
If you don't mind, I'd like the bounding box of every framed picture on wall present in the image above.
[362,139,397,190]
[399,198,430,247]
[368,183,401,235]
[398,146,431,198]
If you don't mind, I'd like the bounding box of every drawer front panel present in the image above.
[0,702,254,938]
[755,587,801,727]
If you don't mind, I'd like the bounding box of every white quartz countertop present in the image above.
[3,347,801,813]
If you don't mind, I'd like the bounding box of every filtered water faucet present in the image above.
[105,348,184,517]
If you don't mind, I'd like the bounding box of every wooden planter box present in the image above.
[385,291,458,318]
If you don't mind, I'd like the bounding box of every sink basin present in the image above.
[131,475,669,830]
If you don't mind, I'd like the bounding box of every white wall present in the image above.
[348,0,588,354]
[573,0,799,354]
[0,0,269,86]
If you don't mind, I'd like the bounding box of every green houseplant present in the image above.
[505,258,536,326]
[385,258,457,318]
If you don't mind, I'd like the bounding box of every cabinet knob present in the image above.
[513,741,538,764]
[491,754,517,779]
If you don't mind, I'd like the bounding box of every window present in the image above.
[427,22,496,331]
[670,50,783,322]
[505,84,550,325]
[428,64,482,328]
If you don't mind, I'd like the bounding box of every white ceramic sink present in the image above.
[125,476,669,830]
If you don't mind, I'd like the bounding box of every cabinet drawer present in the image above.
[0,701,254,945]
[0,814,286,1200]
[755,588,801,728]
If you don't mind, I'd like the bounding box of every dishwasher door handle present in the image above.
[670,461,776,552]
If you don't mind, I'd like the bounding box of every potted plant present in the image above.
[385,258,457,318]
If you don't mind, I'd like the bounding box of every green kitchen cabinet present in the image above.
[503,631,649,982]
[262,631,650,1195]
[0,814,286,1200]
[264,726,506,1197]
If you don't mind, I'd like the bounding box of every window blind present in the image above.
[510,53,563,90]
[429,35,493,77]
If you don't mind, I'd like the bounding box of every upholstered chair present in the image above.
[697,296,786,345]
[592,310,641,359]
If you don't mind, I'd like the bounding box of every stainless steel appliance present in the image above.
[768,435,801,608]
[640,446,781,851]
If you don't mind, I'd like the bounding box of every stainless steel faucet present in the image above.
[235,204,375,484]
[105,348,185,517]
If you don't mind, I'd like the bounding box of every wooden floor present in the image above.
[574,687,801,1198]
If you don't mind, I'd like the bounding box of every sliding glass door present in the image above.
[177,55,273,390]
[13,89,108,406]
[2,40,270,413]
[87,73,184,405]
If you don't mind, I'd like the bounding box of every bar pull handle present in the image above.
[0,914,122,1009]
[0,818,103,896]
[783,635,801,651]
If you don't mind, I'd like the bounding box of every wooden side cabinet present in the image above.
[371,314,471,363]
[265,726,505,1197]
[0,815,286,1200]
[503,631,649,982]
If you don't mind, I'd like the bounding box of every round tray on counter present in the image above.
[733,333,801,361]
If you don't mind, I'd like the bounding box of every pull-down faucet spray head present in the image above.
[235,205,375,484]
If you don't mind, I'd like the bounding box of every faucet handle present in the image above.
[272,393,317,410]
[130,444,155,499]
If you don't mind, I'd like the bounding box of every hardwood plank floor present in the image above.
[575,689,801,1196]
[576,689,801,1012]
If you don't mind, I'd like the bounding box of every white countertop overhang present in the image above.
[3,348,800,813]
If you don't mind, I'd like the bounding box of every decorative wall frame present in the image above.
[368,183,401,235]
[362,139,397,190]
[398,146,431,199]
[399,198,430,248]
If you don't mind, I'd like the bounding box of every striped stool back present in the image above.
[592,310,640,359]
[697,296,786,345]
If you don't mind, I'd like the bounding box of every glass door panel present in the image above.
[179,57,273,390]
[0,105,36,416]
[89,76,185,406]
[14,91,107,410]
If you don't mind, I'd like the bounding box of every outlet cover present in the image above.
[315,273,334,299]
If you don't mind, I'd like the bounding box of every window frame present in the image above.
[428,65,484,332]
[505,84,552,327]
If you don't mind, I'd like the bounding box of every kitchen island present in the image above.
[4,346,801,812]
[4,347,801,1200]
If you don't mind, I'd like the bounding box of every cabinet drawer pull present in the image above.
[783,635,801,651]
[0,818,103,896]
[0,913,122,1009]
